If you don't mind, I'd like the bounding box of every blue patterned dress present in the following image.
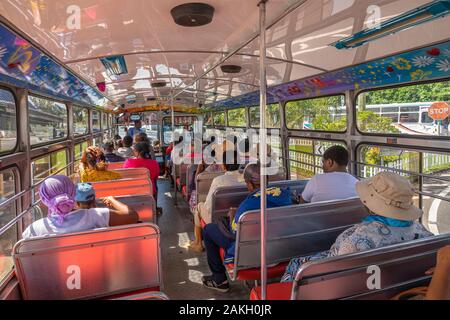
[280,215,433,282]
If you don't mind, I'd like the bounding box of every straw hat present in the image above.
[355,171,422,221]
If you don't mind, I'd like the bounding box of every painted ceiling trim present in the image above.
[0,22,110,108]
[210,40,450,110]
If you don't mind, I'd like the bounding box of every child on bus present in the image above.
[22,176,138,239]
[79,146,121,183]
[116,135,134,159]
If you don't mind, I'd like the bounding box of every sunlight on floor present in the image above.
[184,257,200,267]
[164,192,173,198]
[188,269,205,284]
[177,232,190,248]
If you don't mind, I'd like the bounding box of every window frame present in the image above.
[73,105,90,137]
[27,93,69,148]
[354,78,450,139]
[212,111,226,128]
[283,93,347,133]
[226,107,247,128]
[249,103,282,129]
[0,86,19,156]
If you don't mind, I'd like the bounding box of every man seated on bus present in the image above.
[201,163,293,292]
[116,135,133,159]
[127,119,144,138]
[102,141,125,163]
[22,177,138,239]
[299,145,358,204]
[188,150,244,253]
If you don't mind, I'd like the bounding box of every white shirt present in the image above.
[201,170,245,220]
[22,208,110,239]
[301,172,358,203]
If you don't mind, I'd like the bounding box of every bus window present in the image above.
[92,110,101,133]
[0,89,17,154]
[162,116,197,144]
[28,96,67,145]
[268,135,282,164]
[74,141,89,173]
[0,169,17,283]
[356,80,450,136]
[249,104,280,128]
[93,138,101,146]
[102,112,108,131]
[73,106,89,136]
[204,113,213,127]
[227,108,246,127]
[285,95,346,131]
[289,138,346,179]
[213,111,226,127]
[400,113,420,123]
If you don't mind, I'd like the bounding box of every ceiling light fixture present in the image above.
[170,3,215,27]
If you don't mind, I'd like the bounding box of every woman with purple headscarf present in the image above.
[22,175,138,239]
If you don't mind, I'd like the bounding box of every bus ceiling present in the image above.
[0,0,449,114]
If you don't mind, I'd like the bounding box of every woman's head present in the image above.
[134,132,149,144]
[83,146,107,171]
[243,163,261,192]
[356,171,422,221]
[133,142,151,159]
[39,175,76,223]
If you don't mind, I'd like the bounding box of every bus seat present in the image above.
[96,194,156,224]
[111,168,150,180]
[196,171,225,203]
[211,179,309,224]
[175,164,188,191]
[106,162,125,170]
[185,164,198,200]
[91,178,153,198]
[251,233,450,300]
[227,197,368,281]
[13,223,162,300]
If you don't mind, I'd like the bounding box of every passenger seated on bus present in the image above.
[22,177,138,239]
[79,147,121,183]
[423,245,450,300]
[102,141,125,163]
[188,150,244,253]
[281,171,433,282]
[201,163,293,292]
[134,132,156,160]
[299,145,358,204]
[116,135,133,159]
[123,142,160,205]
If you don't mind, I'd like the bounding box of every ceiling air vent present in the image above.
[146,97,157,101]
[171,3,215,27]
[220,65,242,74]
[151,81,167,88]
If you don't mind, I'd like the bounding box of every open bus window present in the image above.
[358,145,450,235]
[285,95,346,132]
[74,141,89,173]
[28,95,67,146]
[288,138,346,179]
[0,89,17,154]
[73,106,89,136]
[0,169,17,283]
[227,108,247,127]
[92,110,101,133]
[356,80,450,136]
[204,113,213,126]
[162,116,197,145]
[249,104,280,128]
[213,111,225,127]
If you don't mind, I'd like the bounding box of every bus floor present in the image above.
[156,178,250,300]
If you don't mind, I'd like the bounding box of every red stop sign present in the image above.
[428,102,450,121]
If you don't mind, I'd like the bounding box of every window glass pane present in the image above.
[213,112,225,127]
[249,104,281,128]
[0,90,17,154]
[227,108,246,127]
[162,116,196,144]
[92,110,100,133]
[102,112,108,131]
[285,95,346,131]
[32,150,68,194]
[356,81,450,136]
[268,135,282,165]
[74,141,89,174]
[28,96,67,145]
[73,106,89,136]
[289,138,346,179]
[204,113,213,126]
[0,169,16,283]
[142,112,159,142]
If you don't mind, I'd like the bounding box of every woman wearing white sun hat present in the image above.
[281,171,434,283]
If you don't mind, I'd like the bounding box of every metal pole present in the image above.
[258,0,268,301]
[171,96,178,206]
